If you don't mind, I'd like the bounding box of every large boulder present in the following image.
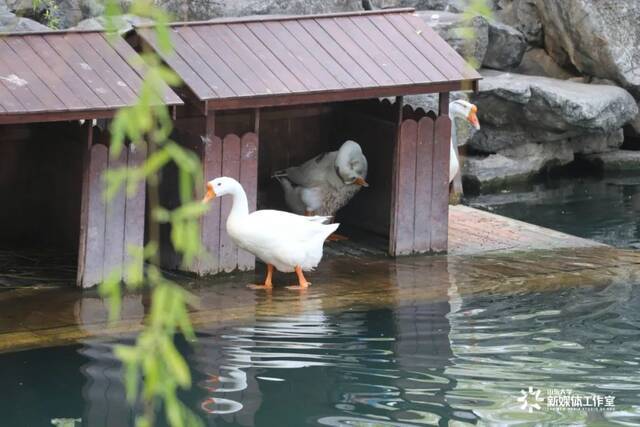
[584,150,640,174]
[0,4,50,32]
[153,0,362,21]
[469,70,638,153]
[3,0,103,28]
[463,141,574,192]
[495,0,542,45]
[482,21,526,70]
[366,0,500,12]
[514,48,576,80]
[535,0,640,97]
[463,70,637,192]
[418,10,489,68]
[626,102,640,139]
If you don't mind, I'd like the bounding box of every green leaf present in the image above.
[164,393,184,427]
[161,338,191,388]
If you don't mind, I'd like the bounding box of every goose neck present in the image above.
[228,185,250,219]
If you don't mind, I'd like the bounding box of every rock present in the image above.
[463,141,573,192]
[58,0,104,28]
[535,0,640,97]
[4,0,103,28]
[482,21,526,70]
[73,14,154,33]
[153,0,362,21]
[570,130,624,155]
[626,103,640,138]
[365,0,499,12]
[0,8,50,32]
[584,150,640,173]
[495,0,542,45]
[418,10,489,68]
[469,70,639,153]
[11,16,49,31]
[514,48,576,80]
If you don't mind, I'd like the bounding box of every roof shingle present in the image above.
[136,8,481,110]
[0,30,182,124]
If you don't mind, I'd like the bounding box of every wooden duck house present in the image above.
[0,30,182,288]
[133,8,481,275]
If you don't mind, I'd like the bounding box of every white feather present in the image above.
[209,177,338,273]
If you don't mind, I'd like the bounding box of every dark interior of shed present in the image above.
[214,98,401,244]
[0,122,85,286]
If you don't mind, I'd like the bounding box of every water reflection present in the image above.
[446,260,640,425]
[3,253,640,426]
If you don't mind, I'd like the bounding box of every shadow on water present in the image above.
[2,253,640,426]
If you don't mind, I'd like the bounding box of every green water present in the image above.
[2,282,640,426]
[468,175,640,249]
[3,175,640,426]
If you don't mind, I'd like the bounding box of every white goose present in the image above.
[202,177,338,289]
[449,100,480,192]
[273,140,368,217]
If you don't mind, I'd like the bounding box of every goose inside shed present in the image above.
[133,8,480,276]
[0,30,182,288]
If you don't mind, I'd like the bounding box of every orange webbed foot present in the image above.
[247,283,273,290]
[247,264,274,290]
[286,265,311,290]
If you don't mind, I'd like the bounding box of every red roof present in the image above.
[136,8,480,110]
[0,30,182,124]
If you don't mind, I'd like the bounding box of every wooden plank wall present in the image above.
[335,98,451,255]
[77,129,147,288]
[391,104,451,255]
[172,110,260,275]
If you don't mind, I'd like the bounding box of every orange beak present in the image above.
[467,104,480,130]
[354,177,369,187]
[202,183,216,204]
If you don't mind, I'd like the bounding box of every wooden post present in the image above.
[439,92,449,116]
[389,96,403,255]
[391,119,418,255]
[414,117,435,252]
[198,113,223,275]
[102,144,128,279]
[123,142,147,283]
[219,134,241,272]
[432,93,452,252]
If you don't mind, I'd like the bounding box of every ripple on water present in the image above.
[187,279,640,425]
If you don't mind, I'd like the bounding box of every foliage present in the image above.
[458,0,494,77]
[98,1,206,426]
[31,0,61,29]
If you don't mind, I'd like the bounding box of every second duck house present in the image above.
[132,8,481,275]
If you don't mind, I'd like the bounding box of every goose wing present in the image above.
[244,210,335,245]
[285,151,337,188]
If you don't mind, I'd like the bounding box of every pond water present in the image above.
[2,278,640,426]
[468,175,640,249]
[3,176,640,427]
